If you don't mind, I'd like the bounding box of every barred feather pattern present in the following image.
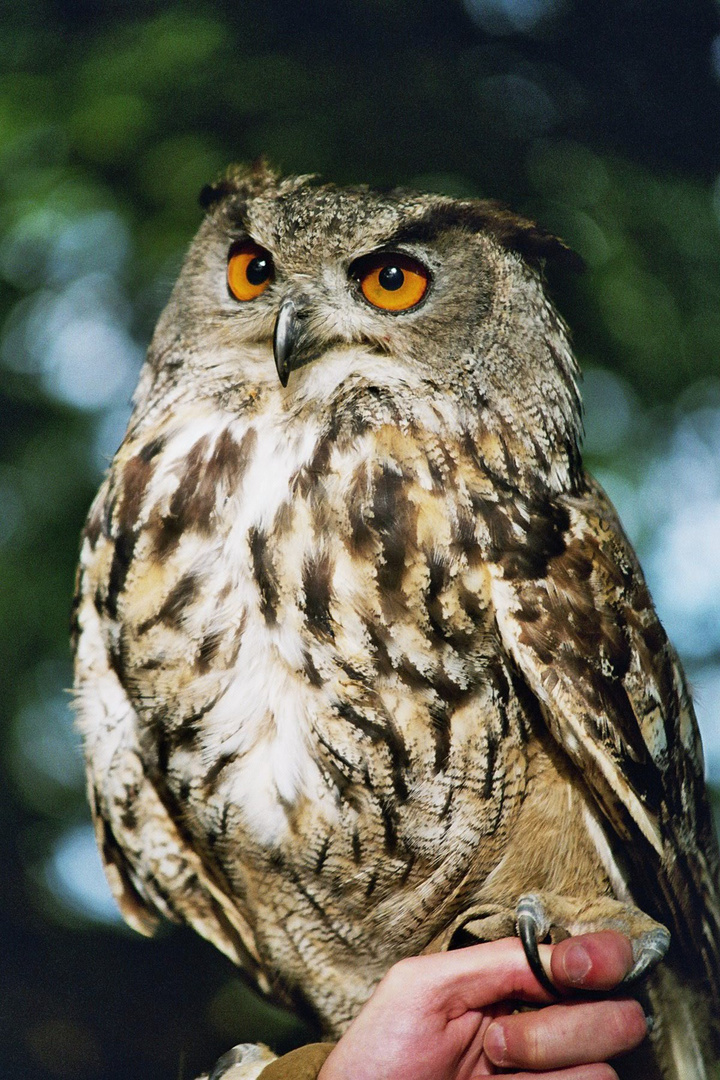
[74,381,720,1044]
[72,168,720,1077]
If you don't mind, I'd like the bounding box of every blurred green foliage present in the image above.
[1,2,720,1078]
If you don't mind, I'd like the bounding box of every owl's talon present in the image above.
[515,894,670,995]
[622,927,671,985]
[516,894,560,997]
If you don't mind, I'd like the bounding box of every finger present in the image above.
[484,1067,619,1080]
[550,932,635,992]
[382,938,560,1015]
[483,997,647,1070]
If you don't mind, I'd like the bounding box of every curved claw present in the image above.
[622,927,671,985]
[516,895,560,997]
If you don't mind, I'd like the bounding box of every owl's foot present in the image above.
[515,892,670,996]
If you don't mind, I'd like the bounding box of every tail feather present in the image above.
[639,965,719,1080]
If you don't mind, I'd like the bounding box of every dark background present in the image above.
[2,2,720,1078]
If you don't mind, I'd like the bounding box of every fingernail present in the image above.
[562,942,592,983]
[484,1021,507,1065]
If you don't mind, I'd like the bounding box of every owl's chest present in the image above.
[115,405,519,873]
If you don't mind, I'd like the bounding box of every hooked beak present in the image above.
[273,299,301,387]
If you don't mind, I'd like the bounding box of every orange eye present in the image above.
[354,253,429,312]
[227,240,274,301]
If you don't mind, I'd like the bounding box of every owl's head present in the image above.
[147,162,583,484]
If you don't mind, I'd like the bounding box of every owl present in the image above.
[72,162,720,1080]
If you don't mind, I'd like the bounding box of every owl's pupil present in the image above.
[246,257,270,285]
[378,265,404,291]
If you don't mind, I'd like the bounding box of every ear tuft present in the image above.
[476,203,585,273]
[198,158,280,212]
[198,177,237,211]
[386,200,585,274]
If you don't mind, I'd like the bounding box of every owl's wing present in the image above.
[72,511,269,992]
[488,475,720,996]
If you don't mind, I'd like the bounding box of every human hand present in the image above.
[318,932,648,1080]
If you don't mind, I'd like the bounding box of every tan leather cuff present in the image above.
[258,1043,336,1080]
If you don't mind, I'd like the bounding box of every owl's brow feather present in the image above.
[385,204,584,273]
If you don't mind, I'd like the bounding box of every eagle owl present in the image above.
[72,163,720,1079]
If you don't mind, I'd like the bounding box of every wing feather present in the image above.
[489,475,720,998]
[73,525,269,992]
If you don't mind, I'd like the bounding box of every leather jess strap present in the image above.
[259,1043,336,1080]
